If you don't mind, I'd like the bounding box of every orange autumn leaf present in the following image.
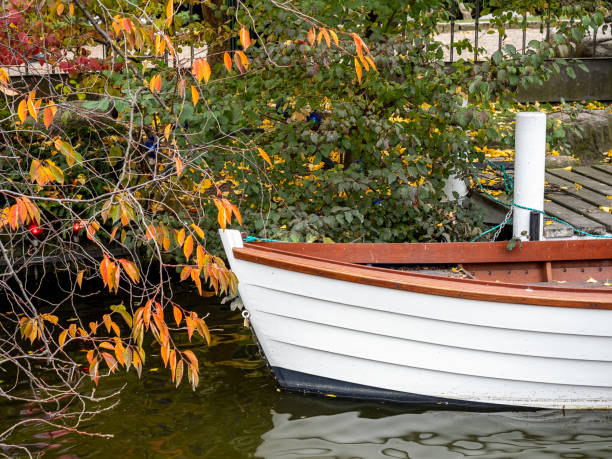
[235,50,248,69]
[320,28,331,47]
[149,73,162,93]
[76,269,85,288]
[196,244,205,268]
[355,58,362,84]
[180,265,191,281]
[43,104,56,129]
[224,52,232,72]
[119,258,140,283]
[217,207,226,230]
[191,85,199,107]
[202,60,211,83]
[165,0,173,27]
[239,26,251,50]
[183,234,193,261]
[176,228,186,246]
[257,147,272,166]
[174,155,183,177]
[173,305,182,326]
[307,27,315,46]
[365,55,377,72]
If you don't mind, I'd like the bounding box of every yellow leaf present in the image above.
[17,99,27,123]
[224,52,232,72]
[191,85,199,107]
[257,147,272,166]
[58,329,68,347]
[164,123,172,141]
[184,235,194,261]
[191,224,205,240]
[240,26,250,50]
[69,2,74,16]
[196,318,211,345]
[100,342,115,350]
[57,2,64,15]
[329,29,339,46]
[0,67,8,84]
[354,58,362,84]
[27,96,39,121]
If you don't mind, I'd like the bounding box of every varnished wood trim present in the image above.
[245,239,612,265]
[234,246,612,309]
[544,261,553,283]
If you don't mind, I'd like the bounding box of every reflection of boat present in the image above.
[256,409,612,458]
[219,229,612,409]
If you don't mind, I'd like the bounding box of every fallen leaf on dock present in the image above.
[586,277,598,283]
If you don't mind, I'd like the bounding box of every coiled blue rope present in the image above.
[244,236,286,243]
[471,168,612,240]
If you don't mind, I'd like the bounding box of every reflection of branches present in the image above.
[0,0,363,454]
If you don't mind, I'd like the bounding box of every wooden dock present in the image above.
[473,163,612,239]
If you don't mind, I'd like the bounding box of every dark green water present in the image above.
[3,290,612,458]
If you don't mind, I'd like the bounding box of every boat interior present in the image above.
[241,239,612,289]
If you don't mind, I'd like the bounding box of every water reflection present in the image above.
[257,408,612,458]
[3,293,612,458]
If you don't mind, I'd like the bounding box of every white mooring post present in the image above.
[513,112,546,241]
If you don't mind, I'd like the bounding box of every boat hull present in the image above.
[220,230,612,409]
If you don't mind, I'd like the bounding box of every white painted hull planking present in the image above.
[220,229,612,409]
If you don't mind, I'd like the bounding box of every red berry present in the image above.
[28,222,44,239]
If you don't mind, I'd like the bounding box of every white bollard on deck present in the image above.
[513,112,546,241]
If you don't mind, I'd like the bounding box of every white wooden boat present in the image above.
[219,229,612,409]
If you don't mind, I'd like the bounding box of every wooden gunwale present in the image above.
[246,239,612,265]
[234,242,612,309]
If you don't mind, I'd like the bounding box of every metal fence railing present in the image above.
[443,0,611,63]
